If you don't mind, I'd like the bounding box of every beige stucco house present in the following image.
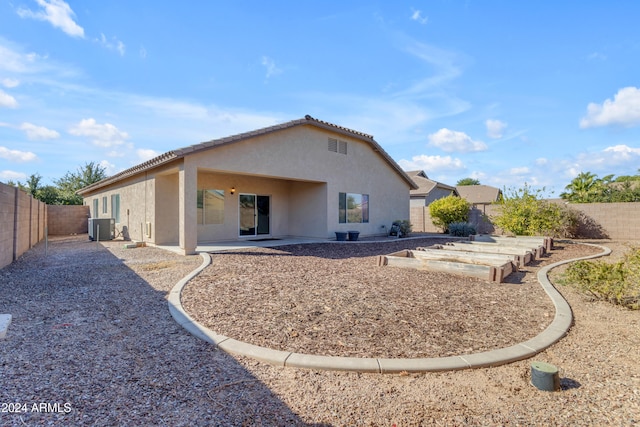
[455,184,503,206]
[77,115,418,254]
[407,170,458,207]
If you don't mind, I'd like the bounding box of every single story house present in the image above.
[407,170,458,207]
[455,184,503,206]
[78,115,418,254]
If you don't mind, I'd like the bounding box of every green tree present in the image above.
[55,162,107,205]
[456,177,480,186]
[429,195,471,232]
[493,184,578,237]
[24,173,42,197]
[560,171,604,203]
[37,185,62,204]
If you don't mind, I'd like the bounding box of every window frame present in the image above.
[338,192,369,224]
[197,189,225,225]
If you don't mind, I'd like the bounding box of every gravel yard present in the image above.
[1,235,639,426]
[182,239,595,358]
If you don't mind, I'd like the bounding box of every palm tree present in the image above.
[561,171,602,203]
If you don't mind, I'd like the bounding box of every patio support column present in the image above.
[178,161,197,255]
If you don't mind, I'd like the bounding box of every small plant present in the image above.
[429,195,470,233]
[448,222,476,237]
[393,219,412,237]
[561,247,640,309]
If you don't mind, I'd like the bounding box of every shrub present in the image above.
[562,247,640,309]
[492,184,579,237]
[429,195,470,233]
[448,222,477,237]
[393,219,412,237]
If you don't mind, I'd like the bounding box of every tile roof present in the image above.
[455,185,503,204]
[407,170,457,196]
[78,115,417,194]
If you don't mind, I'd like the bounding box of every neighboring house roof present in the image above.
[455,185,503,204]
[406,170,457,197]
[78,115,418,195]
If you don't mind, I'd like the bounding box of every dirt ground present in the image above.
[0,236,638,426]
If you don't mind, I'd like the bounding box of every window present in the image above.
[339,192,369,223]
[197,189,225,224]
[111,194,120,223]
[93,199,99,218]
[102,196,107,214]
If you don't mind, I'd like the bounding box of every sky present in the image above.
[1,1,639,197]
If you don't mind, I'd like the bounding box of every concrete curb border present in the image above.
[168,242,611,373]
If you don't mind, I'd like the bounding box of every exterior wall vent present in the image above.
[338,140,347,155]
[328,138,347,155]
[328,138,338,152]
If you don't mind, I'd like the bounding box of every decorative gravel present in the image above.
[182,239,590,358]
[0,235,638,426]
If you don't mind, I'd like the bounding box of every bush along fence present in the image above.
[411,202,640,240]
[0,182,47,270]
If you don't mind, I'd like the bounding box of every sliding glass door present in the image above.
[239,194,270,236]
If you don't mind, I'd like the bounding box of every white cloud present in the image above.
[410,9,428,24]
[508,166,530,175]
[554,144,640,181]
[0,39,49,74]
[428,128,487,153]
[68,118,129,147]
[98,160,117,176]
[261,56,282,79]
[136,148,160,162]
[535,157,548,165]
[20,122,60,140]
[139,46,147,59]
[17,0,84,38]
[486,119,507,139]
[0,146,37,162]
[399,154,465,172]
[0,89,18,108]
[1,78,19,88]
[580,86,640,128]
[0,170,27,182]
[602,144,640,161]
[96,34,126,56]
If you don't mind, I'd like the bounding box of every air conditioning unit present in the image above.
[88,218,115,241]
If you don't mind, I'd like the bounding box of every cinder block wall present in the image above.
[411,202,640,240]
[0,183,16,269]
[0,182,48,270]
[48,205,90,235]
[567,202,640,240]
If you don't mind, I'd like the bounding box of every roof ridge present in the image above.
[304,114,374,140]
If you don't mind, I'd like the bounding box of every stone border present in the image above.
[168,242,611,373]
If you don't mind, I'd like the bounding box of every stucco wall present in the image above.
[81,124,412,247]
[189,126,409,238]
[83,171,155,242]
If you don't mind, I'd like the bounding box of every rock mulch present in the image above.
[0,235,638,426]
[182,239,594,358]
